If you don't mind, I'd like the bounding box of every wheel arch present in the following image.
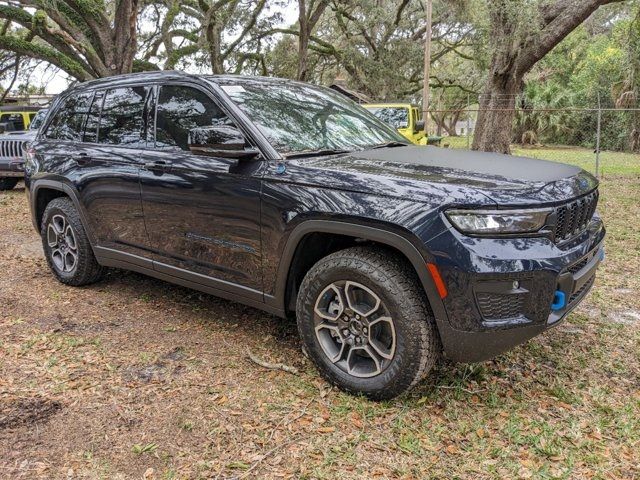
[31,180,96,245]
[272,220,448,326]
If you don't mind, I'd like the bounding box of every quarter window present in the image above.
[155,85,232,151]
[98,86,150,147]
[45,93,93,140]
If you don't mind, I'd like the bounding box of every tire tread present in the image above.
[296,246,440,400]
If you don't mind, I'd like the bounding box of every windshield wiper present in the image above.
[285,148,353,159]
[369,141,411,149]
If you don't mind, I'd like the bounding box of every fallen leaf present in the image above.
[317,426,336,433]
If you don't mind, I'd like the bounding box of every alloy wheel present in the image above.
[313,280,396,378]
[47,214,78,273]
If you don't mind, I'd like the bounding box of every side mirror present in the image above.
[415,120,425,133]
[188,126,260,160]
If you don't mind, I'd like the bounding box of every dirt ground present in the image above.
[1,177,638,480]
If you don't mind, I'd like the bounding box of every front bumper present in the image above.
[426,217,605,362]
[0,159,25,177]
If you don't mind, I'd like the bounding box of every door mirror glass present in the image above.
[415,119,425,133]
[188,126,259,160]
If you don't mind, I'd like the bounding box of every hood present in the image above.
[290,146,597,207]
[0,130,37,140]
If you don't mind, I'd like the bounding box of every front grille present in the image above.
[476,292,525,320]
[0,139,24,160]
[568,275,595,305]
[554,190,599,243]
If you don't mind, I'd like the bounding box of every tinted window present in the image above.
[83,91,104,143]
[45,93,93,140]
[1,113,25,131]
[155,85,232,150]
[366,107,409,129]
[98,86,150,147]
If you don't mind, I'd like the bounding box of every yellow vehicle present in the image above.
[363,103,428,145]
[0,105,40,132]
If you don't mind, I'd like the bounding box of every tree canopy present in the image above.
[0,0,637,152]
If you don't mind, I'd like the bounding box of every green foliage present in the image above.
[132,59,160,72]
[518,8,640,152]
[0,34,87,78]
[0,4,33,25]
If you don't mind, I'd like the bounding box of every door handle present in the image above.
[143,160,172,172]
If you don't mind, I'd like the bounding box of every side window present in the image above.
[98,86,150,147]
[1,113,26,131]
[83,91,105,143]
[45,93,93,140]
[155,85,233,151]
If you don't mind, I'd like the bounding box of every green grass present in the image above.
[443,135,640,176]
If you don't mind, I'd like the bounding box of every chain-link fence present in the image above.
[430,102,640,178]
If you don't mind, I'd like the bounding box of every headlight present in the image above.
[445,209,552,235]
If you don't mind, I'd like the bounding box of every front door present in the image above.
[139,84,264,295]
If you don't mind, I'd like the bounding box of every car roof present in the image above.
[64,71,330,96]
[364,103,414,109]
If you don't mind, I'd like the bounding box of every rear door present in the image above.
[139,83,264,294]
[79,85,153,260]
[39,86,151,260]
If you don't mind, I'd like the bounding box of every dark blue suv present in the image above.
[24,72,605,399]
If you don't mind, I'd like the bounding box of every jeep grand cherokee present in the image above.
[24,72,605,399]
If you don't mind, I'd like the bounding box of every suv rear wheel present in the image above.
[0,178,19,190]
[41,197,104,286]
[296,247,440,400]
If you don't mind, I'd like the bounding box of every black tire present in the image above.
[41,197,104,286]
[0,177,19,190]
[296,246,440,400]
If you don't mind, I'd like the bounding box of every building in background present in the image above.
[1,94,54,107]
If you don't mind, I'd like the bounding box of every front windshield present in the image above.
[213,78,406,155]
[365,107,409,129]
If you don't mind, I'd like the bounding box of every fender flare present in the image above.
[30,179,98,246]
[271,219,448,326]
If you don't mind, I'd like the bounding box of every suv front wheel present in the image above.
[296,247,440,400]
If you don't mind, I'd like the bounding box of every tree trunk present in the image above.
[205,8,224,74]
[297,0,328,81]
[111,0,139,75]
[297,24,310,81]
[472,0,625,153]
[297,0,310,81]
[444,110,462,137]
[472,73,521,153]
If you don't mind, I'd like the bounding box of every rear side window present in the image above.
[98,86,150,147]
[45,93,93,140]
[155,85,232,150]
[1,113,26,131]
